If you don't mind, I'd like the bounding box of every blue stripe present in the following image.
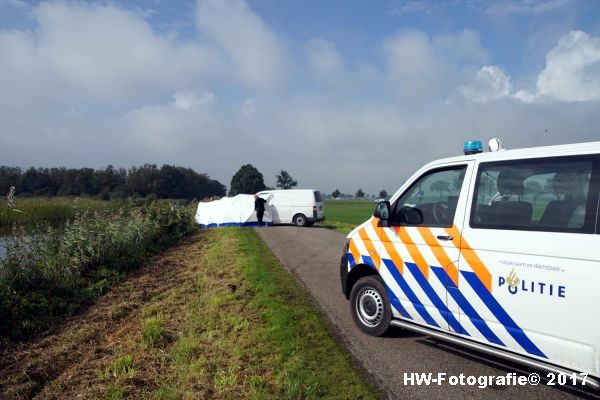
[362,255,375,268]
[349,255,411,319]
[382,259,439,327]
[389,291,412,319]
[462,271,547,358]
[405,262,468,335]
[347,252,356,268]
[198,221,273,228]
[431,267,504,346]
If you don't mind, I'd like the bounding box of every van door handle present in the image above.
[437,235,453,241]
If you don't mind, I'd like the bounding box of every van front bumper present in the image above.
[308,216,326,223]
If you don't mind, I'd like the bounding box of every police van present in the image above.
[340,139,600,389]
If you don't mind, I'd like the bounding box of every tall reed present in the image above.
[0,197,133,235]
[0,202,195,340]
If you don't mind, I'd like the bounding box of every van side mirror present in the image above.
[373,201,391,226]
[397,206,423,225]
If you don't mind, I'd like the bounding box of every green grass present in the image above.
[103,228,379,399]
[141,316,173,347]
[319,200,374,234]
[101,355,135,380]
[235,228,377,399]
[0,197,129,234]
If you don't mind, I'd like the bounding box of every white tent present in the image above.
[195,194,273,228]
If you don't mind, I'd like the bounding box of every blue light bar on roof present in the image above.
[464,140,483,155]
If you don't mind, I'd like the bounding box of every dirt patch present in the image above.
[0,234,205,400]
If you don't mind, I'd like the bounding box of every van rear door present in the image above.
[313,191,324,219]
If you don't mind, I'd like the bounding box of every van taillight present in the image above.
[313,205,317,218]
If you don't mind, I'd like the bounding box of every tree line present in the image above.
[330,189,388,199]
[229,164,298,195]
[0,164,226,200]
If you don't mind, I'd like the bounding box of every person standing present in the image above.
[254,194,267,226]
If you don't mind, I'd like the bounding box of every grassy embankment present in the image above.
[0,228,379,399]
[319,200,374,234]
[0,202,195,340]
[99,228,377,400]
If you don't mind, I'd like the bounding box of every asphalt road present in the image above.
[256,226,598,400]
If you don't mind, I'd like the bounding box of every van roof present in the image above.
[425,140,600,168]
[260,189,318,192]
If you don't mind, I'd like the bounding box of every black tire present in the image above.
[293,214,307,227]
[349,275,392,336]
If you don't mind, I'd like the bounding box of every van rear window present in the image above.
[314,191,322,202]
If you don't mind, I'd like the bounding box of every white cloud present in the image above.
[432,29,490,65]
[486,0,573,16]
[2,2,600,196]
[459,66,512,103]
[381,29,489,104]
[382,30,446,103]
[196,0,286,91]
[0,1,226,172]
[305,38,342,82]
[0,0,29,9]
[458,31,600,105]
[29,2,221,99]
[172,90,215,111]
[242,97,263,117]
[513,89,538,103]
[535,30,600,102]
[388,0,446,16]
[391,0,573,17]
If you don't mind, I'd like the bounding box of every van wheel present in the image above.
[349,275,391,336]
[293,214,307,227]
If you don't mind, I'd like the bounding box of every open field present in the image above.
[319,200,374,234]
[0,228,377,399]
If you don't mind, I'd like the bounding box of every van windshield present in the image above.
[313,191,322,202]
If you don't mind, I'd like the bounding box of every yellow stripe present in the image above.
[446,225,492,292]
[348,238,361,265]
[417,227,459,287]
[359,228,381,270]
[371,219,404,274]
[395,226,429,279]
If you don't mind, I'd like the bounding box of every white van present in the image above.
[257,189,325,227]
[340,139,600,389]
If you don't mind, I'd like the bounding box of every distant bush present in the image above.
[0,202,195,340]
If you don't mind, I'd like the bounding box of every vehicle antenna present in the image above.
[541,128,549,145]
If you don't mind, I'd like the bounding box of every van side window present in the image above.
[392,166,466,227]
[471,157,595,233]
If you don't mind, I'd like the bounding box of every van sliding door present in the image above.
[457,154,600,374]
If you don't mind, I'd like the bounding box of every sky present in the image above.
[1,0,600,195]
